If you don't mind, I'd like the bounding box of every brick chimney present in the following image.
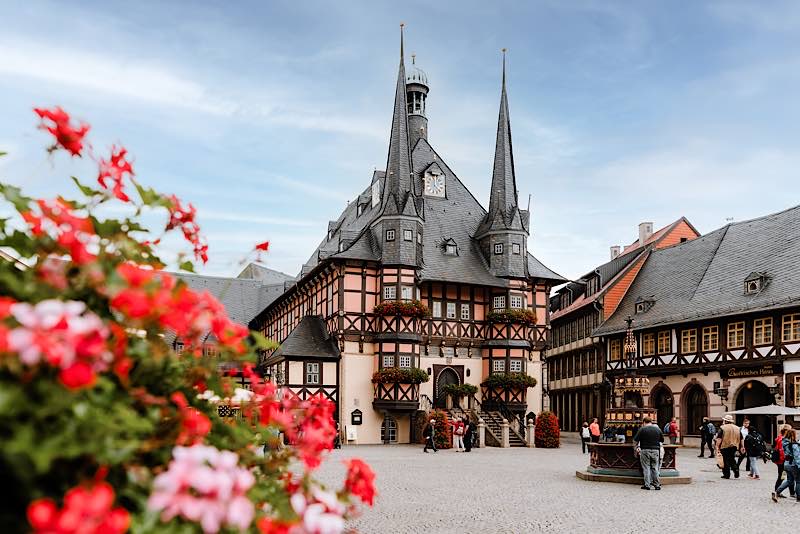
[610,246,621,260]
[638,222,653,247]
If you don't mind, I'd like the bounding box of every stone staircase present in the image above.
[477,410,527,447]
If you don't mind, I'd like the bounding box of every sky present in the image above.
[1,0,799,282]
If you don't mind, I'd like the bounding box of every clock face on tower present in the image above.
[424,172,445,197]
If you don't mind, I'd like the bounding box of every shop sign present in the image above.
[721,363,783,379]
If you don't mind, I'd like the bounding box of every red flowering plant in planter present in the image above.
[534,410,561,448]
[372,300,429,318]
[0,107,376,533]
[485,308,536,326]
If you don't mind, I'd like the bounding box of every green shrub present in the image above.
[416,410,452,449]
[486,308,536,325]
[371,367,430,384]
[481,372,537,390]
[442,383,478,397]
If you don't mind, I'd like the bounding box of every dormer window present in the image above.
[744,272,769,295]
[403,229,413,241]
[386,229,395,242]
[512,243,521,255]
[494,243,504,255]
[371,181,381,208]
[635,296,655,314]
[357,204,365,216]
[442,238,458,256]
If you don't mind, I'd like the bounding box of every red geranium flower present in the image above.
[343,458,377,506]
[255,241,270,252]
[97,146,134,202]
[33,106,90,157]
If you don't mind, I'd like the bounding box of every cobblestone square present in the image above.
[317,441,797,533]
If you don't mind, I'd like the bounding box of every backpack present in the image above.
[706,422,716,436]
[663,422,671,434]
[772,437,785,465]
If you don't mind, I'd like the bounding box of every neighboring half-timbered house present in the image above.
[546,218,699,432]
[249,32,564,445]
[594,206,800,444]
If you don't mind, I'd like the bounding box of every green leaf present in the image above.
[251,331,279,351]
[0,151,7,157]
[0,183,32,212]
[71,176,103,197]
[177,260,195,273]
[134,182,171,208]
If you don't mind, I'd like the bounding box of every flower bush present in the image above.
[442,383,478,398]
[415,410,452,450]
[0,107,376,533]
[372,300,429,318]
[486,308,536,325]
[534,411,561,448]
[481,372,537,390]
[371,367,430,384]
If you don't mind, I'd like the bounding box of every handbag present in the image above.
[716,451,724,469]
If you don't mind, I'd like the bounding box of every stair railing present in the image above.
[495,398,528,444]
[420,393,433,413]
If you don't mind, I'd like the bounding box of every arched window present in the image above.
[683,384,708,436]
[381,416,397,444]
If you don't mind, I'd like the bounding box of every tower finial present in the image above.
[411,53,416,65]
[400,23,405,60]
[501,48,507,86]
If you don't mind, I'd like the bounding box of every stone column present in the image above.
[478,419,486,448]
[527,421,535,448]
[501,419,510,448]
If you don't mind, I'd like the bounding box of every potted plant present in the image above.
[486,308,536,326]
[372,300,429,318]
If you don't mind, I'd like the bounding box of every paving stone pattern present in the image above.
[316,441,798,533]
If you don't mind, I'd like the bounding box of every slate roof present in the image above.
[296,137,565,287]
[266,315,340,365]
[237,263,295,285]
[594,205,800,335]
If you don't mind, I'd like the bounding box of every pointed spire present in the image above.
[382,23,414,211]
[487,47,519,222]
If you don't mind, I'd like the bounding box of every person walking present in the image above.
[452,418,465,451]
[581,422,591,454]
[773,424,795,498]
[668,417,679,445]
[423,419,437,453]
[589,418,601,443]
[634,416,663,490]
[464,417,475,452]
[737,418,751,473]
[716,414,743,479]
[744,425,765,480]
[698,417,715,458]
[772,427,800,502]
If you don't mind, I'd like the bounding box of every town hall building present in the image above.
[249,29,564,445]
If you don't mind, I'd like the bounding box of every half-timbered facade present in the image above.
[594,205,800,444]
[250,32,564,444]
[546,218,699,432]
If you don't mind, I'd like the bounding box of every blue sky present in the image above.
[1,0,799,280]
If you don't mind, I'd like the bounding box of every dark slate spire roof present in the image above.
[266,315,340,364]
[381,25,415,214]
[594,204,800,335]
[476,50,524,236]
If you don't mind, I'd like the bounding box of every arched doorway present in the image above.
[683,384,708,436]
[381,416,397,444]
[735,380,775,443]
[435,368,459,409]
[651,384,674,430]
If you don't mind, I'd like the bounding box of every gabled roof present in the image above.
[621,216,699,255]
[595,204,800,335]
[237,262,295,285]
[267,315,340,364]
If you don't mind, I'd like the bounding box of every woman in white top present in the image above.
[581,422,591,454]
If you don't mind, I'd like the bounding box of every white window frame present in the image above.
[445,243,457,256]
[494,243,504,255]
[727,322,744,349]
[432,301,442,318]
[460,303,470,320]
[385,229,395,241]
[446,302,456,319]
[383,286,396,300]
[403,229,413,242]
[510,295,523,309]
[401,286,413,301]
[399,355,412,368]
[493,296,506,310]
[509,359,523,373]
[382,354,395,368]
[417,232,423,244]
[512,243,521,255]
[492,359,505,374]
[305,362,320,385]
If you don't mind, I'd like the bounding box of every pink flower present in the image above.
[148,445,255,534]
[6,300,111,389]
[290,488,345,534]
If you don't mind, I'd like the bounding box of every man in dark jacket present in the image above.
[423,419,437,453]
[464,417,476,452]
[698,417,715,458]
[634,416,664,490]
